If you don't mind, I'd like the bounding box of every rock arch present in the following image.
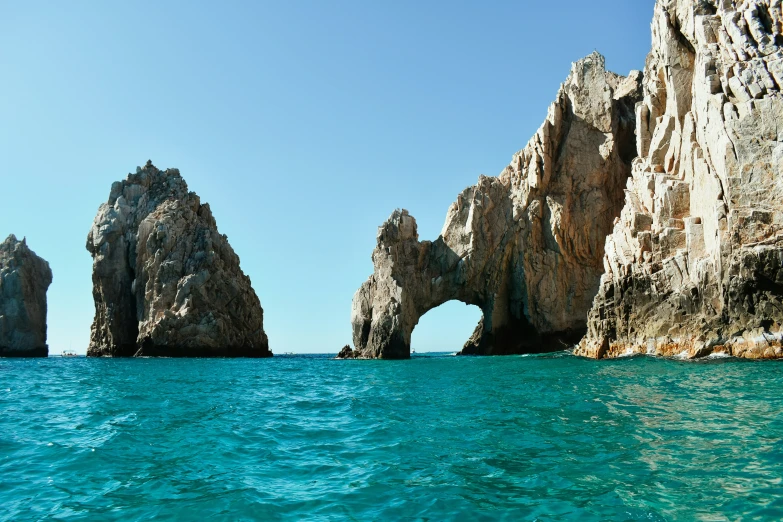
[349,53,643,359]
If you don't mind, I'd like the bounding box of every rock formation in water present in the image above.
[0,235,53,357]
[578,0,783,359]
[336,345,357,359]
[348,53,643,359]
[86,161,271,357]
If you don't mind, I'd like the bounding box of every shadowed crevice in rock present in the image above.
[348,53,643,359]
[0,235,53,358]
[86,161,271,358]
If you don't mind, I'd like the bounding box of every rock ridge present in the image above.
[348,53,643,359]
[86,161,271,357]
[577,0,783,359]
[0,235,53,357]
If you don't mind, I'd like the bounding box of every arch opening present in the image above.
[411,300,483,354]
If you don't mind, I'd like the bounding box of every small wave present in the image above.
[618,347,640,358]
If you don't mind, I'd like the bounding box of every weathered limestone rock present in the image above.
[351,53,643,358]
[86,161,271,357]
[0,235,52,357]
[578,0,783,359]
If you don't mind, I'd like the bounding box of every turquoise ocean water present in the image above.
[1,353,782,521]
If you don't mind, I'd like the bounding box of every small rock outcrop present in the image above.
[0,235,53,357]
[578,0,783,359]
[86,161,271,357]
[336,345,357,359]
[351,53,643,358]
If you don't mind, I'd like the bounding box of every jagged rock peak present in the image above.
[349,53,643,359]
[577,0,783,359]
[0,235,53,357]
[86,161,271,357]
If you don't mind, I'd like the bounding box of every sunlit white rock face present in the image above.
[86,161,270,357]
[0,235,52,357]
[578,0,783,359]
[348,53,643,359]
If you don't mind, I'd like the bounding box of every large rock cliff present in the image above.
[86,161,271,357]
[349,53,643,359]
[0,235,53,357]
[578,0,783,359]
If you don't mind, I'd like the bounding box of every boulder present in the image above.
[0,235,52,357]
[86,161,271,357]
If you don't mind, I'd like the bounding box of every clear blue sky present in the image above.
[0,1,655,354]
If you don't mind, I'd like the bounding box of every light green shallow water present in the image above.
[1,353,781,521]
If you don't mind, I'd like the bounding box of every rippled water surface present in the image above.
[1,353,782,521]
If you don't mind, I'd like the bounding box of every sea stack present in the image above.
[578,0,783,359]
[348,53,643,359]
[0,235,53,357]
[86,161,271,357]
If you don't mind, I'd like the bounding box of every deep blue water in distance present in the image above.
[1,353,782,521]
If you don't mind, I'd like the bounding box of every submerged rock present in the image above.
[351,53,643,358]
[577,0,783,359]
[0,235,53,357]
[86,161,270,357]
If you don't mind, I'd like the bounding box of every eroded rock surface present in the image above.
[578,0,783,359]
[0,235,52,357]
[351,53,643,358]
[86,161,270,357]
